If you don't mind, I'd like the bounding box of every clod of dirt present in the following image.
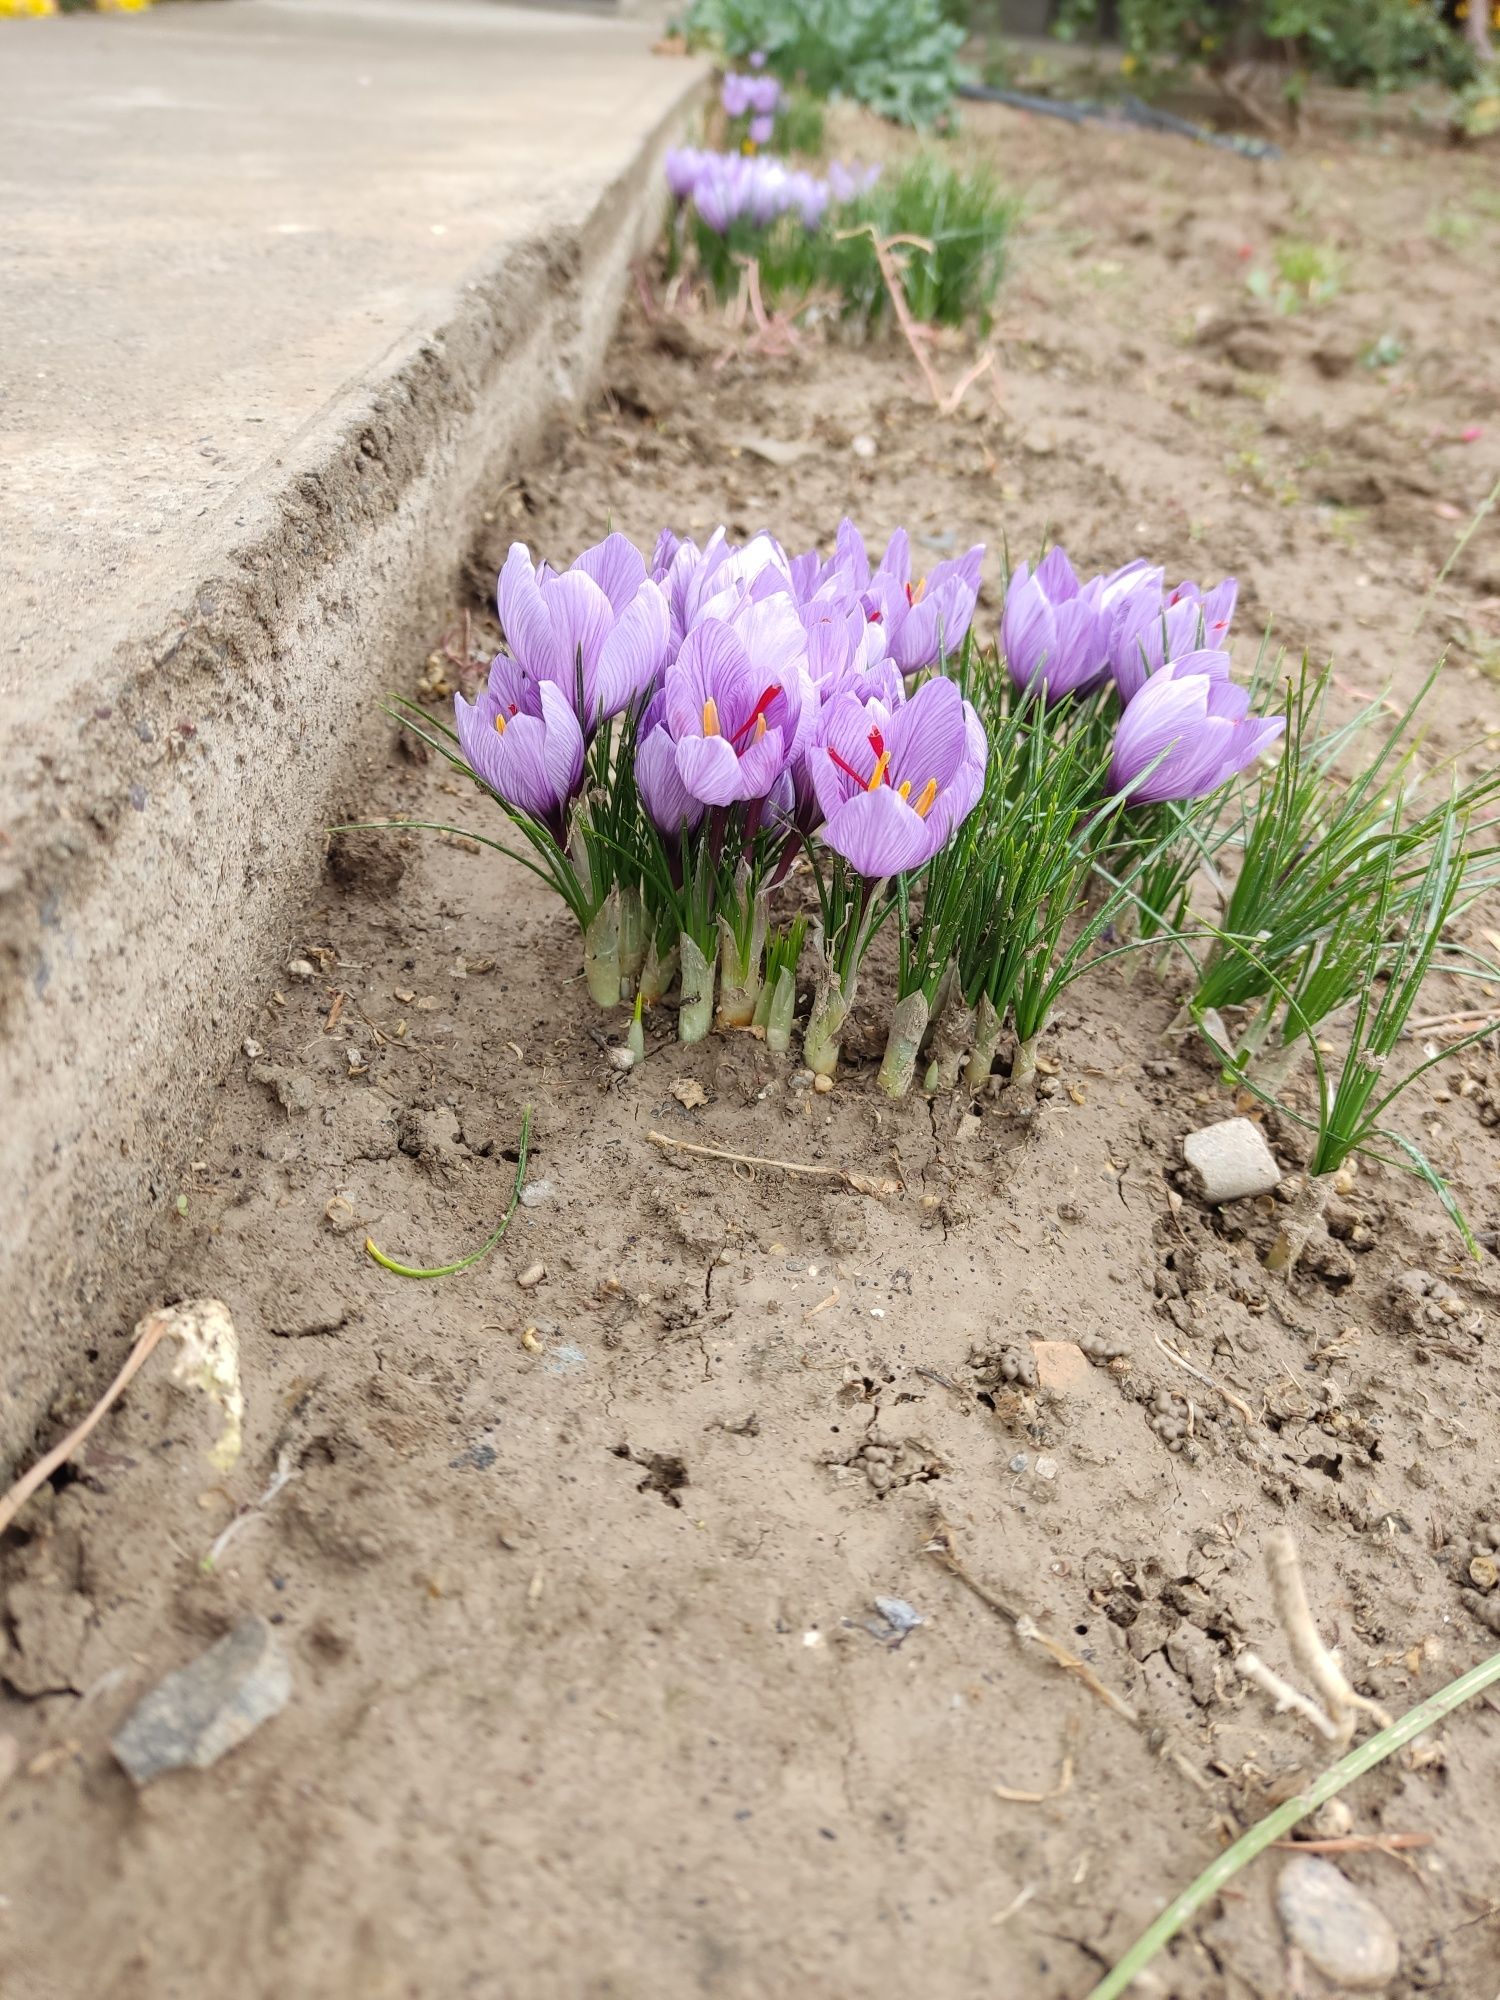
[335,1092,399,1161]
[1183,1118,1280,1205]
[1392,1268,1483,1341]
[1276,1855,1399,1990]
[326,825,405,896]
[1148,1389,1202,1462]
[397,1105,465,1168]
[516,1262,546,1290]
[1078,1332,1130,1369]
[969,1341,1038,1391]
[111,1616,292,1785]
[611,1444,688,1507]
[2,1578,92,1696]
[1195,310,1285,374]
[834,1426,943,1497]
[250,1062,315,1117]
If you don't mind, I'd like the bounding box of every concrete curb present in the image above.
[1,68,704,1467]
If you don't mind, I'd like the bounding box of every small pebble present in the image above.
[813,1073,833,1094]
[1033,1456,1058,1482]
[519,1180,554,1209]
[1277,1856,1399,1990]
[286,959,315,981]
[1183,1117,1281,1204]
[516,1262,546,1290]
[1009,1453,1030,1474]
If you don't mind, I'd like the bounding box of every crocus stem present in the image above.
[804,959,852,1079]
[1265,1171,1330,1278]
[617,884,647,1001]
[716,889,768,1030]
[878,991,930,1099]
[583,888,622,1010]
[639,933,679,1006]
[962,994,1003,1094]
[677,934,717,1045]
[764,966,797,1055]
[626,995,645,1067]
[1246,1036,1304,1096]
[1010,1033,1040,1092]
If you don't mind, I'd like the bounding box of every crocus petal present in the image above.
[497,544,562,681]
[573,532,648,616]
[536,679,585,809]
[1034,544,1080,599]
[594,580,670,720]
[822,782,940,878]
[877,528,911,585]
[675,731,748,808]
[885,674,966,791]
[636,720,704,835]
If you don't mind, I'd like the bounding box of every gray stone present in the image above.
[112,1616,291,1784]
[250,1063,316,1118]
[1183,1117,1281,1205]
[1277,1856,1399,1989]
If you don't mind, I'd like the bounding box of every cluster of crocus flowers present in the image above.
[721,67,782,145]
[445,519,1285,1086]
[664,148,877,238]
[1000,545,1278,802]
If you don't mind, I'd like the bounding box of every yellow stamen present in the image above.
[912,778,939,818]
[910,576,928,606]
[493,712,507,736]
[754,713,767,740]
[702,698,721,737]
[867,750,891,790]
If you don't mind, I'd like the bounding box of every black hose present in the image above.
[956,81,1282,160]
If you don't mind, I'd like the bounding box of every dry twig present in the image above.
[646,1130,899,1195]
[1272,1832,1434,1855]
[1258,1528,1393,1747]
[836,223,999,416]
[1154,1331,1254,1425]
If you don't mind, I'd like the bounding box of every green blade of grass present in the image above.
[364,1106,533,1279]
[1086,1642,1500,2000]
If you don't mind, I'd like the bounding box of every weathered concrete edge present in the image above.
[0,66,707,1468]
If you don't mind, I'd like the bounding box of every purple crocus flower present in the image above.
[660,527,793,643]
[721,73,755,118]
[455,657,584,843]
[1001,546,1108,700]
[827,160,882,205]
[749,113,775,148]
[664,148,706,202]
[1108,669,1284,805]
[661,594,809,807]
[811,675,985,877]
[866,529,984,674]
[1111,573,1238,703]
[497,535,670,736]
[747,74,782,115]
[634,690,706,839]
[748,48,768,69]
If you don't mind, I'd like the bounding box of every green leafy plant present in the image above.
[1246,237,1345,314]
[1051,0,1474,94]
[682,155,1015,333]
[683,0,968,128]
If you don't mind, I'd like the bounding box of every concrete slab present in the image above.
[0,0,706,1461]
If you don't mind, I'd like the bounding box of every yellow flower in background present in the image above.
[97,0,155,10]
[0,0,58,15]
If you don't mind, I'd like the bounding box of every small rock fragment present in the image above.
[1031,1340,1092,1395]
[671,1078,708,1110]
[111,1617,291,1784]
[1183,1117,1280,1204]
[1276,1856,1399,1990]
[519,1179,554,1208]
[813,1073,834,1095]
[517,1261,546,1290]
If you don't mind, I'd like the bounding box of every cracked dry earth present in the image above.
[6,95,1500,2000]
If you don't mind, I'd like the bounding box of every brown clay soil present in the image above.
[6,95,1500,2000]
